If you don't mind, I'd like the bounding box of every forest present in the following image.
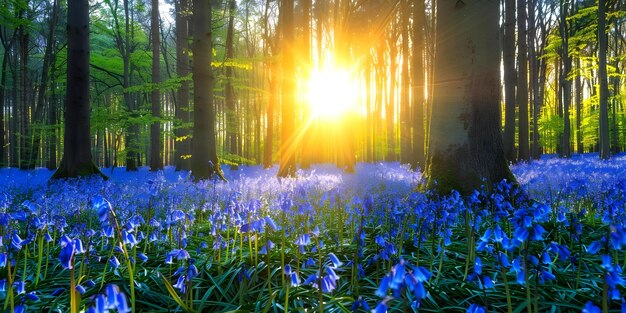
[2,0,626,312]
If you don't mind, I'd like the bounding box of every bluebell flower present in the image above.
[109,255,120,268]
[93,195,112,224]
[138,252,148,262]
[14,305,25,313]
[328,253,343,268]
[303,273,318,285]
[76,284,86,294]
[295,233,311,246]
[474,256,482,275]
[351,296,370,312]
[376,276,390,297]
[174,275,186,293]
[0,253,6,268]
[498,252,510,267]
[467,303,486,313]
[587,241,601,254]
[15,281,25,294]
[582,301,601,313]
[482,276,494,289]
[372,301,387,313]
[0,279,5,292]
[532,224,546,240]
[25,291,39,301]
[59,240,75,269]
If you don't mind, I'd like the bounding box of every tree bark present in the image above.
[51,0,105,179]
[503,0,516,162]
[559,0,571,158]
[426,0,514,195]
[399,0,411,165]
[411,0,426,171]
[598,0,610,159]
[277,0,296,177]
[517,0,530,161]
[150,0,163,170]
[225,0,239,167]
[174,0,191,170]
[191,0,224,181]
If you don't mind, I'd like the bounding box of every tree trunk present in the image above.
[426,0,514,195]
[387,31,397,162]
[559,0,571,158]
[262,0,275,169]
[399,0,411,165]
[277,0,296,177]
[598,0,610,159]
[503,0,516,162]
[411,0,426,171]
[517,0,530,161]
[191,0,224,181]
[26,0,60,169]
[174,0,191,171]
[225,0,238,168]
[51,0,105,179]
[150,0,162,171]
[575,58,583,153]
[0,45,8,168]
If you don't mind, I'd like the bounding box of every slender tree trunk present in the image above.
[300,0,313,168]
[277,0,296,177]
[51,0,105,179]
[387,32,397,162]
[174,0,191,170]
[399,0,411,164]
[427,0,514,194]
[503,0,516,161]
[517,0,530,161]
[150,0,162,170]
[411,0,426,171]
[559,0,571,158]
[26,0,60,169]
[0,46,8,167]
[598,0,610,159]
[225,0,238,167]
[262,0,275,168]
[575,57,583,153]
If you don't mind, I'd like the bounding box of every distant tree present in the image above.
[191,0,224,181]
[426,0,514,194]
[277,0,296,177]
[150,0,162,171]
[598,0,610,159]
[51,0,105,179]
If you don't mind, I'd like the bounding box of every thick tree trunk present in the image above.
[503,0,516,162]
[426,0,514,195]
[150,0,162,171]
[277,0,297,177]
[51,0,105,179]
[191,0,224,181]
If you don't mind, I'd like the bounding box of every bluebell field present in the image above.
[1,154,626,312]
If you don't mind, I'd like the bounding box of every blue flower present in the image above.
[582,301,601,313]
[328,253,343,268]
[467,304,486,313]
[586,241,601,254]
[109,255,120,268]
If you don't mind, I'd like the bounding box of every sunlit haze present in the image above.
[305,67,359,120]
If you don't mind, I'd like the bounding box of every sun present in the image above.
[305,67,359,120]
